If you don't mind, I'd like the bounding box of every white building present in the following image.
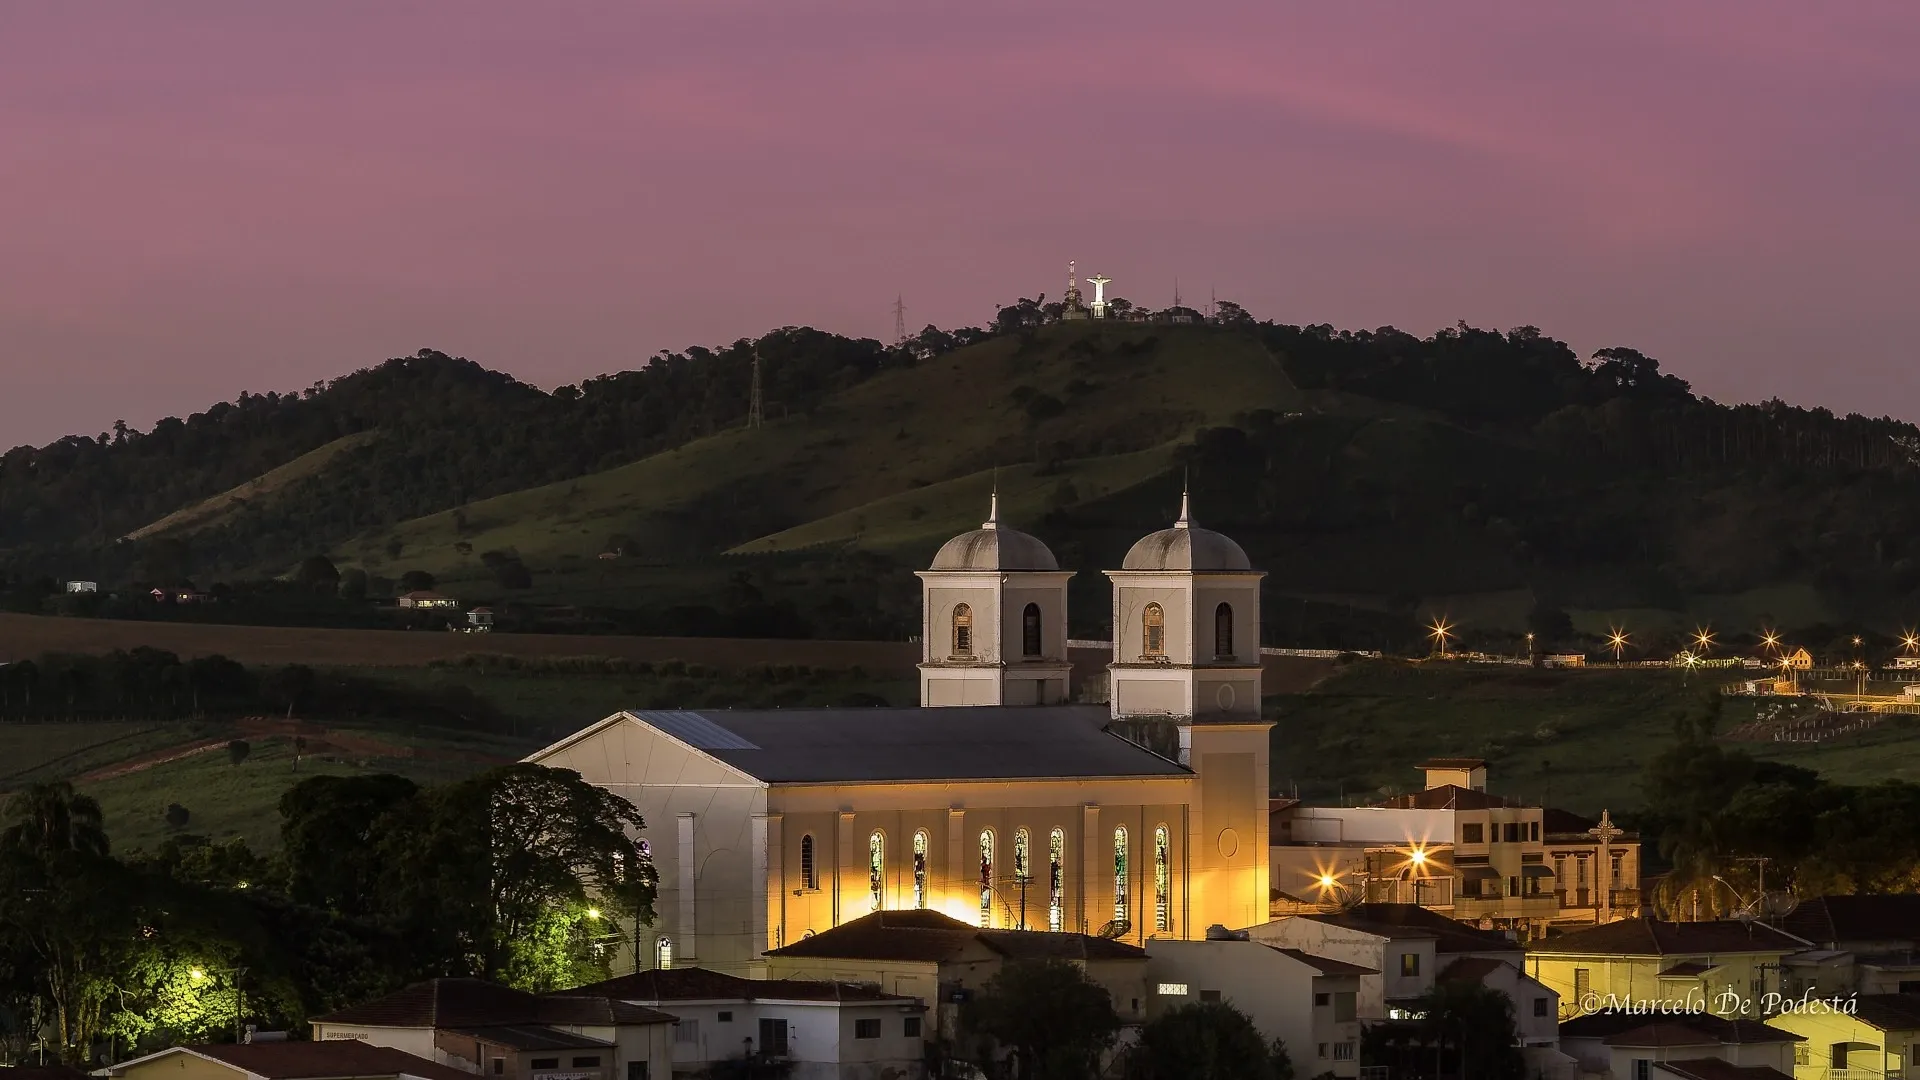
[916,495,1073,706]
[1143,932,1371,1078]
[572,967,923,1080]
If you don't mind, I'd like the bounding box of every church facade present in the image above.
[527,498,1272,976]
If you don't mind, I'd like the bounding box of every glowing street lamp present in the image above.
[1902,630,1918,656]
[585,907,602,921]
[1428,617,1455,658]
[1760,629,1781,656]
[1607,627,1629,663]
[1692,627,1715,656]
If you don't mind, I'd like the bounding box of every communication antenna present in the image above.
[748,348,764,429]
[893,295,907,345]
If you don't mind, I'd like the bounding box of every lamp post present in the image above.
[190,965,249,1043]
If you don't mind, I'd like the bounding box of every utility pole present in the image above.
[893,295,907,346]
[747,349,764,429]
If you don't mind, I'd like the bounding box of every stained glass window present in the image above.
[978,829,995,927]
[869,830,885,911]
[913,830,930,909]
[1113,826,1130,924]
[1049,828,1066,932]
[1143,604,1165,657]
[1154,825,1171,933]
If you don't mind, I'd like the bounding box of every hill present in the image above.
[9,313,1920,650]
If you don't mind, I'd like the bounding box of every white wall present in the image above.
[1144,940,1360,1077]
[311,1024,440,1062]
[643,1000,922,1080]
[1244,919,1435,1021]
[1288,807,1456,847]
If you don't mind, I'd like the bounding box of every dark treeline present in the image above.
[0,648,501,729]
[0,765,656,1064]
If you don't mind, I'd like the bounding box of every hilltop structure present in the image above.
[528,493,1272,975]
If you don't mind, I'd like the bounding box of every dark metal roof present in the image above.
[156,1041,478,1080]
[442,1026,612,1051]
[1848,994,1920,1032]
[311,978,674,1029]
[620,706,1190,783]
[570,967,915,1004]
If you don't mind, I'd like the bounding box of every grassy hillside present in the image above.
[332,324,1298,578]
[122,431,380,542]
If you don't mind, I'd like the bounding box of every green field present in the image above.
[1269,660,1920,814]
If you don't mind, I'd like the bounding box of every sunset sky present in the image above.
[4,2,1918,446]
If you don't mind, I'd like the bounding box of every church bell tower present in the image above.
[916,495,1073,707]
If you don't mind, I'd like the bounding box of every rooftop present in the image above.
[1265,946,1377,977]
[1417,758,1487,770]
[1653,1061,1795,1080]
[1534,918,1807,957]
[1376,784,1519,811]
[1781,894,1920,945]
[311,978,673,1029]
[1295,903,1519,954]
[764,909,1147,964]
[1119,495,1252,573]
[1848,994,1920,1032]
[559,707,1190,784]
[110,1041,477,1080]
[571,966,915,1004]
[1559,1011,1802,1046]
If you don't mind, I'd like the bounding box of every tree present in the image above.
[1130,1001,1289,1080]
[280,774,421,918]
[961,958,1121,1080]
[337,567,369,601]
[295,555,341,593]
[1362,980,1523,1080]
[165,803,191,830]
[228,739,251,766]
[399,570,436,592]
[1212,300,1256,328]
[388,764,658,988]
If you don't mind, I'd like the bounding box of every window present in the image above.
[1143,603,1165,657]
[758,1018,788,1057]
[1503,822,1521,843]
[1317,1044,1328,1060]
[913,830,930,909]
[655,936,673,970]
[1314,992,1330,1006]
[905,1017,922,1038]
[570,1057,601,1068]
[855,1018,881,1040]
[1610,852,1624,887]
[979,829,995,927]
[1530,821,1541,842]
[1113,827,1130,923]
[1577,857,1589,887]
[1533,998,1549,1017]
[800,834,817,890]
[952,603,973,656]
[1573,968,1590,1002]
[1022,603,1042,657]
[1400,953,1420,977]
[1509,875,1520,897]
[718,1011,733,1023]
[1214,602,1234,657]
[1049,828,1066,931]
[1632,1060,1650,1080]
[531,1058,560,1070]
[1200,990,1222,1003]
[1333,1043,1355,1062]
[1462,823,1484,844]
[1153,826,1171,933]
[1553,856,1566,886]
[492,1061,504,1075]
[625,1064,648,1080]
[869,830,886,911]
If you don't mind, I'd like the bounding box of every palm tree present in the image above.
[1,781,109,861]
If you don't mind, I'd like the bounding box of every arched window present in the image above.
[1153,826,1172,933]
[655,936,673,970]
[800,834,817,891]
[869,831,885,912]
[1143,603,1165,658]
[913,830,930,909]
[1012,828,1031,928]
[1022,603,1042,657]
[1113,827,1130,924]
[1048,828,1066,932]
[952,604,974,656]
[1215,602,1234,658]
[978,829,995,927]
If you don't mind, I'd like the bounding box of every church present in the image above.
[527,495,1272,975]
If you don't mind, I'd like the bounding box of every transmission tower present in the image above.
[893,295,907,345]
[748,348,764,429]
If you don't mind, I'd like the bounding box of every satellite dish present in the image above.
[1759,891,1799,919]
[1098,919,1133,940]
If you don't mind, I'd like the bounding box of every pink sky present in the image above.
[3,2,1918,446]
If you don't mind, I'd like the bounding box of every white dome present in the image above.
[928,495,1059,571]
[1121,493,1252,572]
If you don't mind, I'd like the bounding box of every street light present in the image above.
[1607,627,1629,663]
[1428,617,1455,658]
[1760,629,1781,656]
[1692,627,1715,656]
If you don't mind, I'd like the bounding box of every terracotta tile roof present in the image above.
[1561,1012,1801,1045]
[311,978,674,1029]
[1849,994,1920,1032]
[1782,895,1920,946]
[570,966,915,1004]
[762,909,1147,964]
[1653,1060,1794,1080]
[1533,918,1807,957]
[1301,903,1520,954]
[160,1041,476,1080]
[440,1026,611,1051]
[1418,758,1487,770]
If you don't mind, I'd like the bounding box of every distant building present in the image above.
[1526,918,1809,1019]
[149,585,211,604]
[1767,993,1920,1080]
[398,590,460,610]
[466,607,494,632]
[1557,1011,1801,1080]
[64,580,97,593]
[1776,893,1920,997]
[1786,647,1814,670]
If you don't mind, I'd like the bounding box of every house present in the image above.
[1141,928,1371,1079]
[1766,992,1920,1079]
[1557,1011,1802,1080]
[1270,761,1628,936]
[1528,919,1809,1019]
[1544,808,1644,924]
[96,1040,479,1080]
[149,584,212,604]
[398,590,460,610]
[569,967,922,1080]
[308,977,676,1080]
[1245,903,1523,1022]
[762,908,1148,1036]
[1437,955,1566,1063]
[64,580,98,593]
[466,607,494,632]
[1777,894,1920,996]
